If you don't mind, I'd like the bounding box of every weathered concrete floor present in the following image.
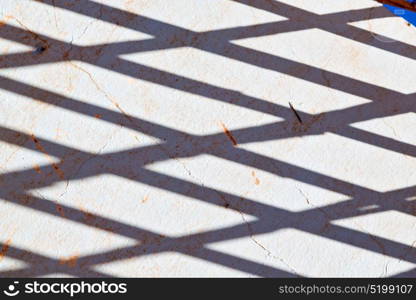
[0,0,415,277]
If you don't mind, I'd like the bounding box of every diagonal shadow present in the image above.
[0,117,415,277]
[0,0,415,277]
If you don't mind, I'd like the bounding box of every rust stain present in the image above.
[251,171,260,185]
[83,210,94,221]
[95,48,103,57]
[62,50,70,60]
[33,164,41,174]
[219,193,231,209]
[292,113,325,133]
[125,0,135,8]
[56,204,65,217]
[220,122,237,146]
[59,255,78,268]
[6,15,49,50]
[320,221,331,233]
[31,134,65,179]
[52,164,65,179]
[0,239,11,261]
[19,193,33,205]
[81,208,96,224]
[142,195,149,203]
[68,61,135,123]
[94,113,102,119]
[79,207,114,233]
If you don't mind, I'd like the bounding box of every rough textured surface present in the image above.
[0,0,415,277]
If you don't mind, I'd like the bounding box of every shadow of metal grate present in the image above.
[0,0,415,277]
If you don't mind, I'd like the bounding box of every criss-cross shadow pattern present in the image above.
[0,0,415,277]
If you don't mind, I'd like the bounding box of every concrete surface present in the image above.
[0,0,415,277]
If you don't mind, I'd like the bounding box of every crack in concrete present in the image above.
[51,0,60,33]
[59,125,122,198]
[75,5,105,42]
[382,118,401,140]
[64,62,205,201]
[296,186,388,275]
[296,187,332,219]
[240,213,301,276]
[150,154,300,276]
[67,62,134,123]
[75,7,104,42]
[7,15,49,46]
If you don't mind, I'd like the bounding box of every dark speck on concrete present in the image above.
[35,46,46,54]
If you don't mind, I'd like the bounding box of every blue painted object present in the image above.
[384,0,416,25]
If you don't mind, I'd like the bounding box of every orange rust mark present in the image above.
[94,113,102,119]
[80,207,95,222]
[19,193,33,205]
[0,239,11,261]
[220,122,237,146]
[59,255,78,268]
[56,204,65,217]
[52,163,65,179]
[79,207,113,232]
[95,48,103,56]
[219,193,231,209]
[114,102,133,122]
[142,195,149,203]
[62,50,70,60]
[82,209,94,221]
[251,171,260,185]
[5,15,49,49]
[31,134,65,179]
[33,164,42,174]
